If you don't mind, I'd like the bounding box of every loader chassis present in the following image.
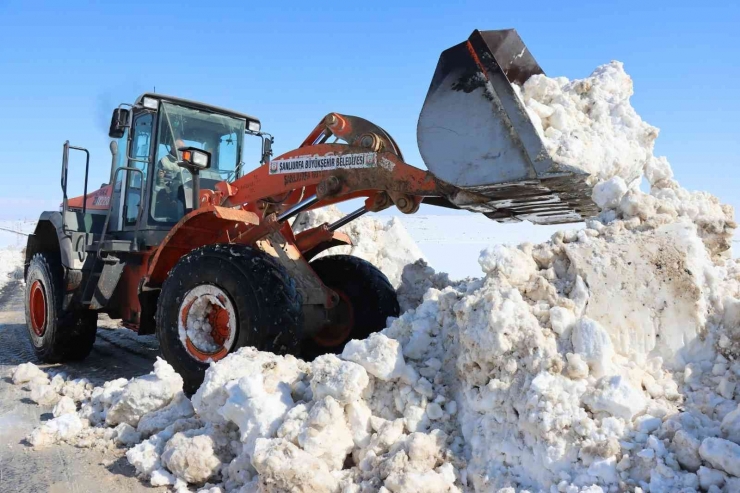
[23,29,599,390]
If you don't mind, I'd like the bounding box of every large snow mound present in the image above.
[14,62,740,493]
[292,205,426,289]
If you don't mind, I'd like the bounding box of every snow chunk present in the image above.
[192,347,307,426]
[584,375,647,420]
[342,333,406,381]
[671,429,702,472]
[12,363,48,385]
[217,372,294,455]
[150,468,176,487]
[697,466,727,491]
[114,423,142,446]
[297,396,354,470]
[310,354,369,404]
[161,433,221,484]
[550,306,576,337]
[60,378,93,402]
[52,396,77,418]
[126,418,202,478]
[571,318,614,378]
[478,244,537,286]
[722,404,740,445]
[30,381,60,406]
[137,392,194,438]
[251,438,339,492]
[592,176,628,210]
[29,413,85,447]
[105,358,183,427]
[699,437,740,477]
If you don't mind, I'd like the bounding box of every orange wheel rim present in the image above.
[29,280,47,336]
[209,306,231,346]
[178,286,236,363]
[312,290,354,348]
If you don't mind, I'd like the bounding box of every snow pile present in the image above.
[13,62,740,493]
[293,205,426,288]
[0,247,23,292]
[22,358,185,450]
[515,61,734,258]
[515,61,655,187]
[0,220,34,286]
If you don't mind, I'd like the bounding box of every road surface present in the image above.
[0,279,164,493]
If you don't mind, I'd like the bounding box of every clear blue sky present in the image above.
[0,0,737,221]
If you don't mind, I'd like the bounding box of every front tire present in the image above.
[25,253,97,362]
[156,244,303,393]
[302,255,399,359]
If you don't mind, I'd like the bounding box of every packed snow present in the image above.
[0,219,33,290]
[12,61,740,493]
[0,247,23,292]
[292,207,426,288]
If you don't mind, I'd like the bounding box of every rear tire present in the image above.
[302,255,399,360]
[25,253,97,363]
[156,244,303,394]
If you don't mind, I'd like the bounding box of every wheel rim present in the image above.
[311,289,354,348]
[178,285,237,362]
[29,280,47,336]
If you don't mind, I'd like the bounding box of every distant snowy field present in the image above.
[399,214,740,278]
[0,219,35,248]
[0,220,34,290]
[0,216,738,282]
[399,215,574,278]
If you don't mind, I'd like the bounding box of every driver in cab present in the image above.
[154,138,186,219]
[158,139,185,180]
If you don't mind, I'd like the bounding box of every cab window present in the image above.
[124,111,152,225]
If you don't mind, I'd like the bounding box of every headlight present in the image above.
[142,97,159,110]
[179,148,211,170]
[190,150,209,168]
[248,120,261,133]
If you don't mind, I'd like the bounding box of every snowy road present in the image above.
[0,280,162,493]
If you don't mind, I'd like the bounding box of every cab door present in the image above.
[121,111,154,229]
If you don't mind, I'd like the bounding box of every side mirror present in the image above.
[261,135,273,165]
[108,108,130,138]
[177,147,211,171]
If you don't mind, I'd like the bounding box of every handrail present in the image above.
[61,141,90,235]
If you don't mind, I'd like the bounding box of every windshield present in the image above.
[151,102,245,223]
[158,102,245,175]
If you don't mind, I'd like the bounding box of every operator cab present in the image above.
[107,94,270,242]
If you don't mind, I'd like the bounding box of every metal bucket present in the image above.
[417,29,597,224]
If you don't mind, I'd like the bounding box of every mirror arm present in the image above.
[261,133,274,165]
[191,170,200,211]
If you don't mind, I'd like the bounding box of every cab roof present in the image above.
[135,93,260,127]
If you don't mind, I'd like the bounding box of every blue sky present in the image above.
[0,0,737,222]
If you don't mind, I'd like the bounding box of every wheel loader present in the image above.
[23,29,598,391]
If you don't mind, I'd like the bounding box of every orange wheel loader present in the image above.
[23,30,598,391]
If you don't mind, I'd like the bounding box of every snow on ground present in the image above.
[0,219,36,248]
[0,219,34,292]
[0,248,24,293]
[10,62,740,493]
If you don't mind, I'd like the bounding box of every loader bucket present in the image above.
[417,29,598,224]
